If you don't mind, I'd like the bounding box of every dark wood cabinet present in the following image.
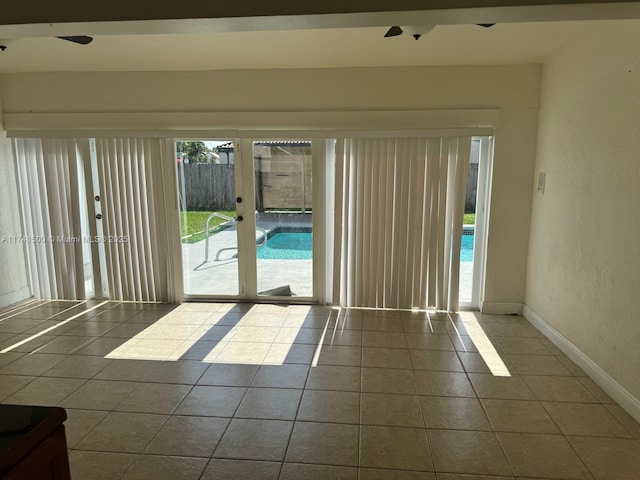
[0,405,71,480]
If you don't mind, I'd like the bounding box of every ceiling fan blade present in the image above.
[476,23,495,28]
[57,35,93,45]
[384,26,403,38]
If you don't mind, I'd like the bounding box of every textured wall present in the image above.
[526,19,640,398]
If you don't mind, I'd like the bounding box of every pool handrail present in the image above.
[204,212,268,262]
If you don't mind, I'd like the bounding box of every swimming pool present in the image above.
[461,234,475,262]
[257,232,313,260]
[257,230,475,262]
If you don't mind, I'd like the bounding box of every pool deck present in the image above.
[182,213,473,303]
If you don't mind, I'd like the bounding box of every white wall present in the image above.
[0,65,541,308]
[0,90,29,307]
[526,20,640,399]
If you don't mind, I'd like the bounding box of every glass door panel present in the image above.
[177,140,240,297]
[253,141,313,297]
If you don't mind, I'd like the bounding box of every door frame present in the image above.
[176,136,327,304]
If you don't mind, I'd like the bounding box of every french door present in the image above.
[177,138,322,302]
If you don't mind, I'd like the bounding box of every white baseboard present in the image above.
[481,302,523,315]
[523,304,640,424]
[0,287,31,310]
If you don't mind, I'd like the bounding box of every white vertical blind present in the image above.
[334,136,471,311]
[14,138,86,300]
[94,137,177,302]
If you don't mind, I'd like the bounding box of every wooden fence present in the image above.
[179,161,479,213]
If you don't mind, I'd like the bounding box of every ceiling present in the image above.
[0,21,588,73]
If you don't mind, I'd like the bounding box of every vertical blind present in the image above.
[333,136,471,311]
[14,138,86,300]
[14,137,179,303]
[94,137,177,302]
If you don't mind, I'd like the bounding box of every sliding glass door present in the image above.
[177,138,319,302]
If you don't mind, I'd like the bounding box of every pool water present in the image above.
[257,232,313,259]
[461,234,474,262]
[258,231,475,262]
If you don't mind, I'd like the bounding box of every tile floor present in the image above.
[1,299,639,480]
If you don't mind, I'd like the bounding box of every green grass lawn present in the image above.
[180,210,235,243]
[464,213,476,225]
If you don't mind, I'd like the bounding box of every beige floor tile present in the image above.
[437,475,515,480]
[496,337,552,355]
[114,382,192,414]
[481,399,560,434]
[414,371,476,397]
[0,351,24,368]
[102,322,152,338]
[555,355,587,376]
[187,325,235,342]
[468,373,536,400]
[68,450,137,480]
[429,430,512,476]
[122,455,207,480]
[285,421,359,466]
[362,393,424,428]
[281,463,358,480]
[94,359,162,381]
[228,326,280,343]
[405,333,454,351]
[215,342,271,363]
[250,364,309,388]
[284,313,333,329]
[144,415,229,457]
[76,412,167,453]
[316,345,362,366]
[362,317,404,332]
[323,329,363,347]
[410,350,464,372]
[456,352,510,375]
[36,335,98,354]
[362,347,412,369]
[264,343,317,364]
[361,367,416,394]
[449,335,480,353]
[0,374,35,400]
[144,360,209,384]
[577,376,616,403]
[197,363,259,386]
[275,327,322,344]
[360,425,432,471]
[201,459,281,480]
[542,401,632,437]
[359,469,436,479]
[5,376,85,406]
[235,387,302,420]
[174,385,246,416]
[306,365,361,391]
[297,389,360,424]
[61,379,140,410]
[507,354,573,376]
[41,355,113,378]
[403,318,447,334]
[0,353,68,375]
[420,396,491,431]
[363,331,407,348]
[605,404,640,438]
[498,432,592,480]
[64,409,110,448]
[75,337,129,356]
[214,418,293,461]
[568,436,640,480]
[523,375,598,402]
[482,323,541,338]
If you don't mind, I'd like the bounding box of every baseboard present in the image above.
[481,302,523,315]
[0,287,31,310]
[523,304,640,424]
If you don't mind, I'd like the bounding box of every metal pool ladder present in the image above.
[204,212,268,262]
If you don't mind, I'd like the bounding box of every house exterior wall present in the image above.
[0,64,541,308]
[526,19,640,400]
